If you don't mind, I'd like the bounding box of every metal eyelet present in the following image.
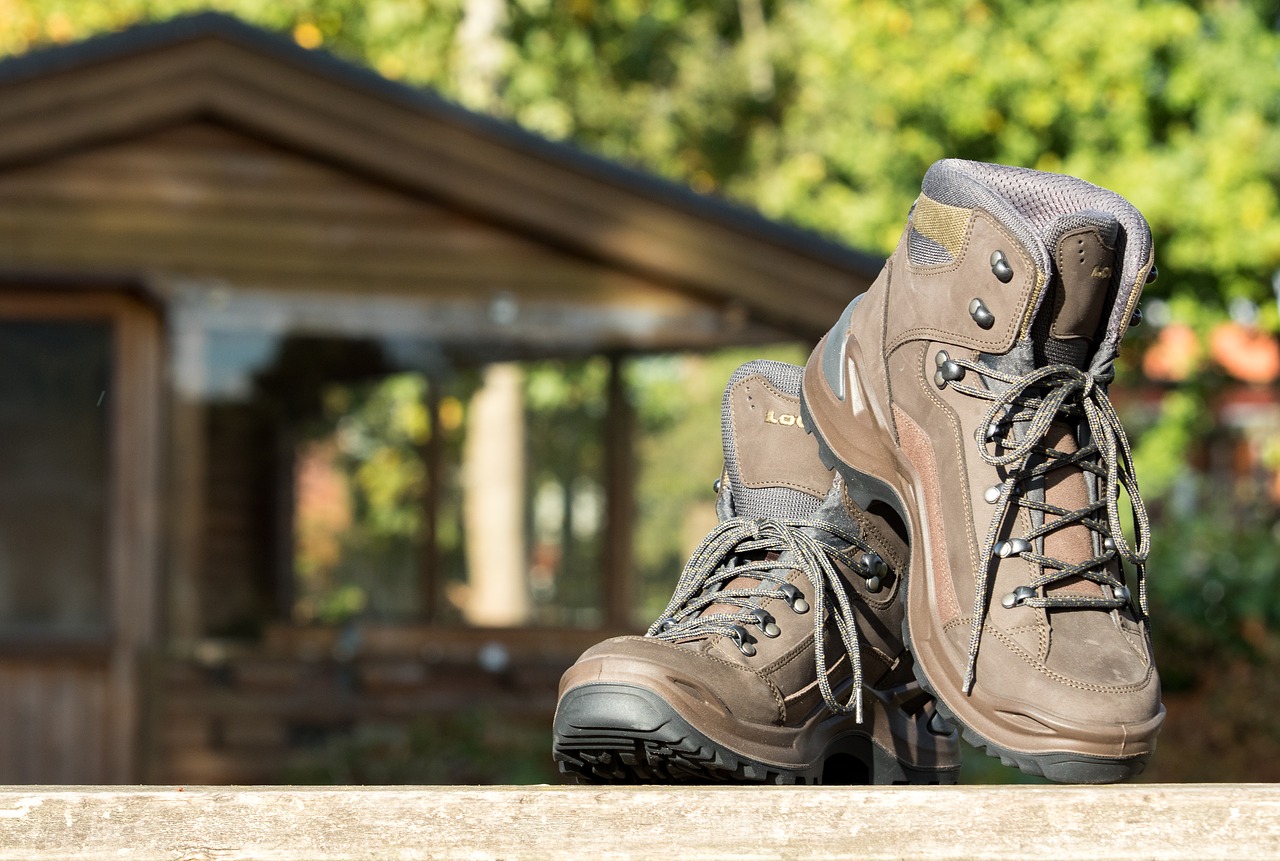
[983,485,1001,504]
[1000,585,1036,609]
[1113,585,1131,604]
[995,538,1031,558]
[1146,265,1158,284]
[749,607,781,638]
[729,626,757,656]
[934,351,965,388]
[855,551,888,594]
[969,298,995,329]
[713,477,722,493]
[990,250,1014,283]
[775,583,809,614]
[858,552,889,579]
[1129,306,1143,328]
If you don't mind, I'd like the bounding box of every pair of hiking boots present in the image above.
[552,159,1165,785]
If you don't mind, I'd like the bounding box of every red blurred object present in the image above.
[1210,321,1280,384]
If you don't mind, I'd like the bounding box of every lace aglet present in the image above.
[962,662,976,695]
[855,691,864,725]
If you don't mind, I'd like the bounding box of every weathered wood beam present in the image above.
[0,785,1277,860]
[602,353,636,630]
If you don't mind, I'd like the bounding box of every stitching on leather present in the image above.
[918,347,983,602]
[730,375,830,496]
[939,621,1156,694]
[888,212,1035,354]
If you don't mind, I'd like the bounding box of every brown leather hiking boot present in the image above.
[553,360,960,784]
[802,159,1164,783]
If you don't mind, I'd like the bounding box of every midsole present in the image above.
[556,666,953,772]
[801,335,1163,761]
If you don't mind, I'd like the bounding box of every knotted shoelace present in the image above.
[645,516,872,723]
[945,358,1151,694]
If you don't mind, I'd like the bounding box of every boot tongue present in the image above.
[1020,214,1121,603]
[718,360,832,521]
[695,361,834,630]
[1031,212,1122,370]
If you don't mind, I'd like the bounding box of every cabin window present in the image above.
[0,319,111,639]
[284,358,607,629]
[181,294,613,634]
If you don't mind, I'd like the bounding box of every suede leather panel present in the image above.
[885,341,984,620]
[885,209,1041,356]
[576,635,785,726]
[891,402,961,624]
[941,616,1161,729]
[730,374,834,499]
[1051,225,1114,343]
[779,638,854,724]
[1043,607,1153,684]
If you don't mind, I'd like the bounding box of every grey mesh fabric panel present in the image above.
[922,159,1152,361]
[1037,328,1091,369]
[908,227,954,266]
[720,360,825,522]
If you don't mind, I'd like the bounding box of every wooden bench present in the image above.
[1,784,1278,859]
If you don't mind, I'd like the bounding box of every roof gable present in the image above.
[0,120,780,354]
[0,14,880,337]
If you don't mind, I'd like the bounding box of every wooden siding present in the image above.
[0,122,790,351]
[0,663,110,784]
[151,626,595,784]
[0,20,879,338]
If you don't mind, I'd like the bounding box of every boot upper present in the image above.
[854,159,1159,723]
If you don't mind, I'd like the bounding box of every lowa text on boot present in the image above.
[553,360,960,784]
[802,159,1164,783]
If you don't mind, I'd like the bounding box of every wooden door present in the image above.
[0,289,161,783]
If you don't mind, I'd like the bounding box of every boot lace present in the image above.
[645,516,875,722]
[944,357,1151,694]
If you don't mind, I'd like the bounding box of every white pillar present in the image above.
[461,363,529,627]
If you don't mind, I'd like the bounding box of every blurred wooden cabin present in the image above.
[0,13,881,783]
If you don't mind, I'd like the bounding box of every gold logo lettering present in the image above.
[1091,265,1112,280]
[764,410,805,429]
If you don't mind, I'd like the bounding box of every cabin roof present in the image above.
[0,13,881,338]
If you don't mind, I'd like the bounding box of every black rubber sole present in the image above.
[799,394,1148,785]
[553,682,958,786]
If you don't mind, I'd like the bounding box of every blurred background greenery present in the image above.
[5,0,1279,783]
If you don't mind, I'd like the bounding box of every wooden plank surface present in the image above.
[0,785,1277,860]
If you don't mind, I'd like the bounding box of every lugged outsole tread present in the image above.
[553,683,958,786]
